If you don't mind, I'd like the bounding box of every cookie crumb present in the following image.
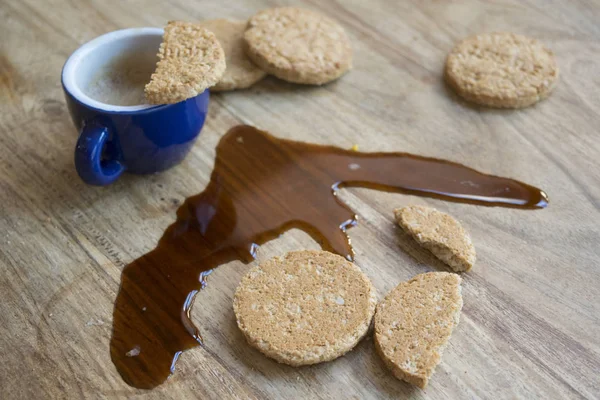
[126,345,141,357]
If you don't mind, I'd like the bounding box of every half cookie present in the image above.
[233,250,377,366]
[199,19,266,91]
[394,205,476,272]
[243,7,352,85]
[374,272,463,388]
[445,32,559,108]
[145,21,226,104]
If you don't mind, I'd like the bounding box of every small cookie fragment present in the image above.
[374,272,463,388]
[445,32,559,108]
[243,7,353,85]
[233,250,376,366]
[145,21,226,104]
[394,205,475,272]
[199,19,266,91]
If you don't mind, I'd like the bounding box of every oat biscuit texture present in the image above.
[243,7,352,85]
[233,250,377,366]
[374,272,463,388]
[445,32,558,108]
[395,205,476,272]
[199,19,266,91]
[145,21,226,104]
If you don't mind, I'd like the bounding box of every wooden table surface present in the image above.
[2,0,600,398]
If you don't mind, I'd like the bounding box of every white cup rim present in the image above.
[62,27,165,113]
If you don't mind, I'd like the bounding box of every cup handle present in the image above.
[74,122,125,186]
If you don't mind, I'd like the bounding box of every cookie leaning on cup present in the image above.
[243,7,353,85]
[145,21,226,104]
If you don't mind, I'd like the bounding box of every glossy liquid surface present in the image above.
[111,125,548,388]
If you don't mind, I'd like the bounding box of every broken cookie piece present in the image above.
[145,21,226,104]
[394,205,476,272]
[374,272,463,388]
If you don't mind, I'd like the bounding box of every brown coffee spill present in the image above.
[110,125,548,389]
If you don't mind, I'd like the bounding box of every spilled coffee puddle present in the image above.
[110,125,547,388]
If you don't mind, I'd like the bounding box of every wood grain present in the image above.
[1,0,599,398]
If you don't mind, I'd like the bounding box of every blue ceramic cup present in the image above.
[62,28,209,186]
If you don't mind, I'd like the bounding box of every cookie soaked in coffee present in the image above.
[110,125,548,389]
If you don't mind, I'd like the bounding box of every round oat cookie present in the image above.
[243,7,353,85]
[233,250,376,366]
[145,21,226,104]
[445,32,559,108]
[199,19,267,91]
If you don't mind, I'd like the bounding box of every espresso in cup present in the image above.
[64,28,209,185]
[85,52,155,106]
